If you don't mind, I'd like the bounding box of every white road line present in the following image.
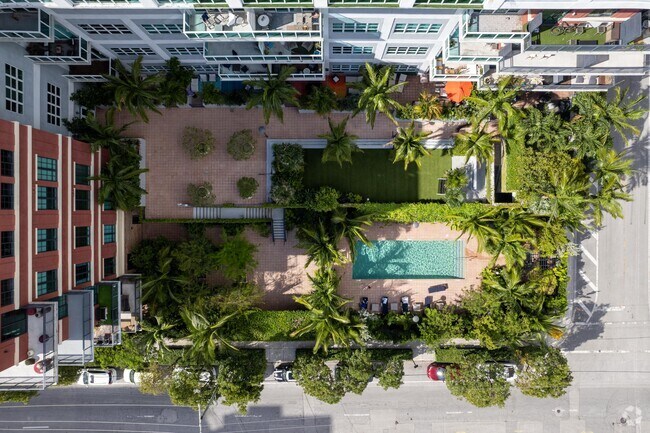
[578,270,598,293]
[22,428,49,430]
[5,421,196,428]
[580,245,598,267]
[344,414,369,417]
[590,231,599,241]
[563,349,631,354]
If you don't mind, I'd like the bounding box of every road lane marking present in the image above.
[22,428,49,430]
[578,270,598,293]
[580,245,598,266]
[563,349,630,354]
[4,421,196,428]
[344,414,369,417]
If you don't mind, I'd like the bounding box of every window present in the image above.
[330,64,361,72]
[142,23,183,34]
[332,46,374,55]
[1,231,13,258]
[79,23,132,35]
[1,310,27,342]
[37,186,57,210]
[386,46,429,55]
[75,189,90,211]
[55,295,68,319]
[46,83,61,126]
[0,183,13,209]
[437,178,447,194]
[104,257,115,277]
[37,156,57,181]
[5,64,24,114]
[36,270,57,296]
[1,279,13,307]
[104,197,114,211]
[75,262,91,286]
[395,65,419,73]
[37,228,57,253]
[332,22,379,33]
[75,226,91,248]
[165,46,203,56]
[393,23,441,34]
[110,47,156,56]
[1,150,13,177]
[75,164,91,186]
[103,224,116,244]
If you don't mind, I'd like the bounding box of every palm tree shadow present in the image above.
[560,303,609,351]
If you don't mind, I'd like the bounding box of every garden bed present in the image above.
[296,348,413,362]
[302,149,452,203]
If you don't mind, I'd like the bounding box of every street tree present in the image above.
[515,347,572,398]
[293,355,345,404]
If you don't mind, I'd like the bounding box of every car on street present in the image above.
[77,368,117,386]
[273,363,295,382]
[123,368,142,385]
[427,362,453,381]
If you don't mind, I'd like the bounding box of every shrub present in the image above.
[93,334,146,370]
[215,232,258,281]
[227,129,255,160]
[307,186,339,213]
[182,126,215,159]
[237,177,259,199]
[200,82,225,105]
[377,357,404,390]
[57,366,82,386]
[303,84,338,116]
[355,202,492,224]
[444,167,469,207]
[0,391,38,404]
[272,143,304,173]
[270,177,299,206]
[187,182,216,207]
[216,350,266,414]
[129,237,175,276]
[228,310,313,341]
[70,82,113,109]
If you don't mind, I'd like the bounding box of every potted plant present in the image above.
[237,177,259,199]
[187,182,216,207]
[227,129,255,160]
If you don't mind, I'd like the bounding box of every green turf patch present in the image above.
[97,284,114,323]
[303,149,452,203]
[536,25,606,46]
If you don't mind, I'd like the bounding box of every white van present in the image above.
[77,368,117,386]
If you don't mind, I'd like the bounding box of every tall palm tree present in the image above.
[90,159,148,211]
[590,177,632,228]
[592,147,633,188]
[78,112,134,153]
[351,63,406,128]
[391,122,431,170]
[521,107,567,151]
[453,127,499,166]
[331,207,373,259]
[245,66,299,124]
[499,208,547,241]
[588,87,647,139]
[136,315,177,355]
[534,166,592,231]
[305,84,338,116]
[319,117,361,167]
[564,116,610,159]
[104,56,164,123]
[413,91,443,120]
[159,57,193,108]
[482,267,539,313]
[180,307,238,366]
[447,207,500,253]
[298,221,347,268]
[466,75,522,133]
[291,268,365,354]
[488,231,529,268]
[140,247,188,315]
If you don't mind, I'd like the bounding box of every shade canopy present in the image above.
[444,81,473,103]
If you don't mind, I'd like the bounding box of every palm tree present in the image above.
[592,87,647,139]
[78,112,134,153]
[466,75,522,133]
[305,84,338,116]
[413,91,443,120]
[140,247,188,315]
[391,122,431,170]
[499,208,547,241]
[351,63,406,128]
[181,307,238,366]
[291,268,365,354]
[592,147,633,189]
[331,207,373,259]
[447,207,500,253]
[136,315,177,355]
[564,116,610,159]
[90,159,148,211]
[520,107,568,151]
[590,177,632,228]
[159,57,193,108]
[104,56,164,123]
[488,231,529,268]
[245,66,299,124]
[319,117,361,167]
[453,127,499,166]
[482,267,539,313]
[298,221,347,268]
[533,166,592,231]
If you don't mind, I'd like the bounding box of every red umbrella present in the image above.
[445,81,474,103]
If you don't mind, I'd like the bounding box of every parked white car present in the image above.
[123,368,142,385]
[77,368,117,386]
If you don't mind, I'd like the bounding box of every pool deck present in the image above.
[249,222,494,310]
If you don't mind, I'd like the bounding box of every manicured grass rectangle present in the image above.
[97,284,114,323]
[303,149,452,203]
[536,25,606,46]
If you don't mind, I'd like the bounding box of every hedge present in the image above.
[296,348,413,362]
[354,202,496,224]
[434,346,515,364]
[143,218,271,224]
[229,310,314,341]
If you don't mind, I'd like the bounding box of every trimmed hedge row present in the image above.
[229,310,314,342]
[354,202,500,224]
[296,348,413,362]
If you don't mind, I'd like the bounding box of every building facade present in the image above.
[0,118,139,390]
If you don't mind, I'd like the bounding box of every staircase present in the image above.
[271,208,286,242]
[193,206,271,220]
[193,207,222,219]
[244,207,272,219]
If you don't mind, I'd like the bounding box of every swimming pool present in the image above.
[352,240,464,280]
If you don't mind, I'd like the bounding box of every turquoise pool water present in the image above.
[352,240,464,280]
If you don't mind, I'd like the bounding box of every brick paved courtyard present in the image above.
[245,222,491,310]
[115,106,459,219]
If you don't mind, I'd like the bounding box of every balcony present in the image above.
[184,9,320,39]
[219,63,323,81]
[0,304,58,391]
[445,26,504,64]
[431,55,485,82]
[480,72,615,92]
[204,40,322,63]
[57,290,94,366]
[119,275,142,333]
[463,11,534,44]
[25,23,90,64]
[93,282,122,347]
[0,8,52,41]
[64,59,113,82]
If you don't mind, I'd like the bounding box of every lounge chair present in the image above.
[371,303,381,313]
[390,302,399,312]
[413,302,423,312]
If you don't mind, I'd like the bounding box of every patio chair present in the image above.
[371,303,381,313]
[413,302,423,312]
[390,302,399,312]
[575,26,585,35]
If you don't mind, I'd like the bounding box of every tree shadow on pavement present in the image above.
[560,303,609,352]
[210,406,331,433]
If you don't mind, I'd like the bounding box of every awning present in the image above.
[445,81,474,103]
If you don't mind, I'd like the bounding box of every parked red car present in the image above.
[427,362,452,381]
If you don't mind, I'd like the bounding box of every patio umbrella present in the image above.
[445,81,474,103]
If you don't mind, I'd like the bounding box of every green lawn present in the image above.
[537,25,606,45]
[303,149,452,203]
[97,284,114,323]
